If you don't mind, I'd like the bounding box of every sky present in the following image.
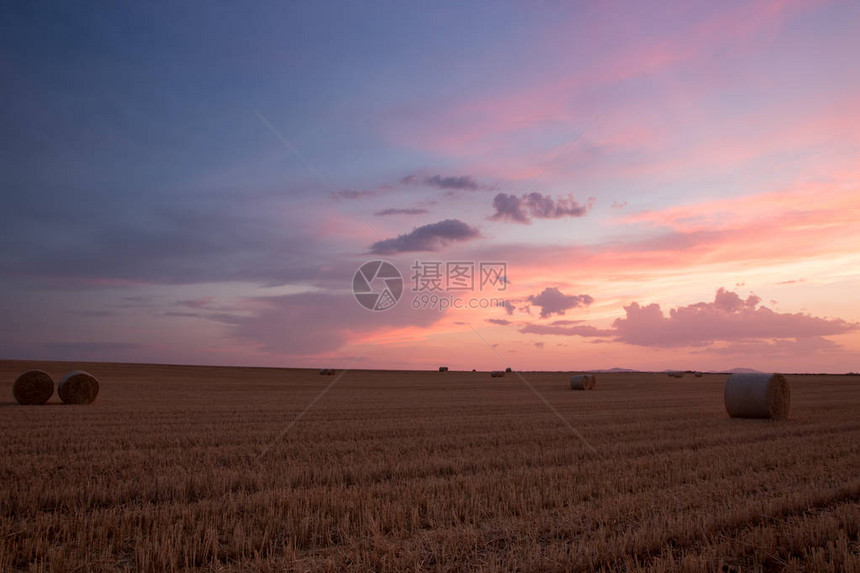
[1,1,859,372]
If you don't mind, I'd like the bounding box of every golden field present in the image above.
[1,360,858,572]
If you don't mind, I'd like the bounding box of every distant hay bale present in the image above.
[438,366,449,372]
[724,373,790,420]
[570,374,596,390]
[669,371,684,378]
[319,368,335,375]
[491,371,505,378]
[58,371,100,405]
[13,370,54,405]
[694,371,704,378]
[505,367,512,373]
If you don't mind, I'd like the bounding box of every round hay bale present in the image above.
[694,371,703,378]
[58,371,100,405]
[724,373,790,420]
[570,374,596,390]
[13,370,54,405]
[438,366,449,372]
[491,371,505,378]
[505,367,512,373]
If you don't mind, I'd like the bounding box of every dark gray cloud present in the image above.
[490,192,593,224]
[526,287,594,318]
[491,193,530,223]
[401,174,486,191]
[426,175,480,190]
[374,207,429,216]
[370,219,481,254]
[526,193,591,218]
[486,318,511,325]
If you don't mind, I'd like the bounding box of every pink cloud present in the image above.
[514,288,856,362]
[613,288,857,348]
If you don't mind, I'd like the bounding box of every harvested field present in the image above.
[1,360,858,572]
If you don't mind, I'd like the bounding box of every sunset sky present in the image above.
[2,1,859,372]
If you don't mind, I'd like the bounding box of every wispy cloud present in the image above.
[374,207,429,216]
[701,336,842,356]
[401,173,490,191]
[520,323,612,337]
[333,189,380,200]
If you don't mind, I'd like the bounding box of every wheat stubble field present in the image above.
[0,360,858,572]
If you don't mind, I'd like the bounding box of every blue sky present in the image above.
[2,1,859,371]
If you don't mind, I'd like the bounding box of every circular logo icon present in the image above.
[352,261,403,311]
